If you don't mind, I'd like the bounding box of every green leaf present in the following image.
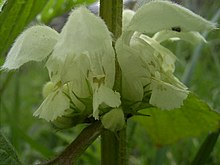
[0,0,48,57]
[13,127,55,158]
[0,131,22,165]
[133,93,220,145]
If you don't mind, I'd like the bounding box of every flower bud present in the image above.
[101,108,125,132]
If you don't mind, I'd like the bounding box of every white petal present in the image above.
[47,7,115,88]
[153,30,206,44]
[93,85,121,119]
[116,37,150,101]
[61,54,91,98]
[149,78,189,110]
[57,6,112,54]
[33,88,69,121]
[140,35,176,73]
[1,25,59,70]
[159,72,188,90]
[127,1,215,34]
[123,9,135,30]
[45,55,63,83]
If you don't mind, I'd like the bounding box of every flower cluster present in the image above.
[1,1,215,131]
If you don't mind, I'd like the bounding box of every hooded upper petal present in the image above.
[127,1,216,34]
[1,25,59,70]
[45,7,119,119]
[46,7,115,88]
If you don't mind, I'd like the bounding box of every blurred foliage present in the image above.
[0,0,220,164]
[39,0,97,24]
[0,131,21,164]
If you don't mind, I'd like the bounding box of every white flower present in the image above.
[45,7,120,120]
[118,0,215,109]
[1,7,120,121]
[1,1,215,125]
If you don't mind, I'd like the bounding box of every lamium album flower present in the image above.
[1,1,215,131]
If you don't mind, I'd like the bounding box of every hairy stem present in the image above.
[41,121,103,165]
[100,1,127,165]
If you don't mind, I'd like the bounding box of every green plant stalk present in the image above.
[41,121,103,165]
[100,0,122,41]
[100,0,123,93]
[190,129,220,165]
[100,1,127,165]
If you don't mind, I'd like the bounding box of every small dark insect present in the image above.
[171,26,181,32]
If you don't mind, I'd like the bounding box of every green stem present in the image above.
[41,121,103,165]
[100,0,123,93]
[101,126,127,165]
[190,129,220,165]
[100,0,123,40]
[100,1,126,165]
